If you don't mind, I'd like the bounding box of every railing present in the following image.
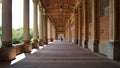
[13,44,24,55]
[0,40,45,61]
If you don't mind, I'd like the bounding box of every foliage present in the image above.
[12,28,33,44]
[12,28,24,44]
[0,26,33,44]
[0,0,2,4]
[0,27,2,39]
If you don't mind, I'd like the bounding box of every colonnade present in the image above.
[0,0,53,61]
[65,0,120,60]
[0,0,120,61]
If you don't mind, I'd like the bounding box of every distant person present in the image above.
[61,37,63,41]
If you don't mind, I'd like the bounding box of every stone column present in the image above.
[68,20,71,42]
[91,0,100,52]
[47,19,51,42]
[55,30,58,40]
[41,9,45,44]
[67,20,70,41]
[50,23,53,42]
[78,6,80,46]
[1,0,16,61]
[79,5,83,46]
[38,6,44,45]
[83,0,89,48]
[74,9,78,45]
[108,0,120,60]
[42,9,48,44]
[43,12,48,44]
[33,0,39,48]
[23,0,32,52]
[51,23,54,39]
[52,25,56,40]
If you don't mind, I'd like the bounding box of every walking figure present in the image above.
[61,37,63,41]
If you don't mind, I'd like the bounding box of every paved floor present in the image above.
[0,40,120,68]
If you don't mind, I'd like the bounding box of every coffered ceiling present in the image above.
[40,0,77,32]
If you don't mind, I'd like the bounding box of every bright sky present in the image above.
[0,0,34,29]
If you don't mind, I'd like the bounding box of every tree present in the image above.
[0,26,33,44]
[0,27,2,38]
[0,0,1,5]
[12,28,33,44]
[12,28,23,44]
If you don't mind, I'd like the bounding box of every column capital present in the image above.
[80,5,82,9]
[42,9,46,15]
[42,8,45,12]
[83,0,88,4]
[33,0,38,40]
[33,0,38,4]
[43,12,46,15]
[24,0,30,42]
[39,6,43,12]
[74,9,78,16]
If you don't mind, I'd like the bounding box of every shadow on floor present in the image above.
[0,40,120,68]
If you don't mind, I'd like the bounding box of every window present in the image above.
[100,0,110,17]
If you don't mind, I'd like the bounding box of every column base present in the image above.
[0,47,16,61]
[32,39,39,49]
[108,41,120,60]
[24,42,32,53]
[44,39,48,44]
[48,39,50,43]
[82,40,88,48]
[73,39,78,45]
[38,41,43,46]
[88,40,99,52]
[39,39,44,46]
[93,40,99,52]
[50,38,54,42]
[78,40,82,46]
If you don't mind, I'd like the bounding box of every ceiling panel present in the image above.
[40,0,77,32]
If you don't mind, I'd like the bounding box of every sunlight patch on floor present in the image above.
[30,46,44,54]
[48,42,53,44]
[44,45,47,47]
[10,45,45,65]
[39,46,44,49]
[31,49,38,54]
[11,53,26,65]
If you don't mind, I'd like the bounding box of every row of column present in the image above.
[65,0,120,60]
[47,19,56,42]
[0,0,47,61]
[66,0,100,51]
[2,0,47,47]
[23,0,47,48]
[32,0,47,43]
